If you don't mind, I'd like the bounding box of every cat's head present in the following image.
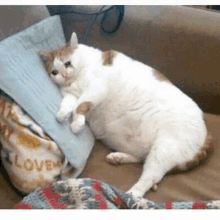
[38,32,78,86]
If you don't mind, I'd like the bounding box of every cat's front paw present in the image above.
[56,110,71,123]
[70,114,85,133]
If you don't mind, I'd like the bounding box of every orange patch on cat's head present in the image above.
[39,32,79,74]
[38,44,73,74]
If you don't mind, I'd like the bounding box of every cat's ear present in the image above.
[70,32,78,50]
[38,49,51,63]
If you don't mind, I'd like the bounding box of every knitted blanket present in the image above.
[14,178,220,209]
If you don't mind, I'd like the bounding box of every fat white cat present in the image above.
[39,32,211,197]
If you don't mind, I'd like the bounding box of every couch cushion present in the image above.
[0,112,219,208]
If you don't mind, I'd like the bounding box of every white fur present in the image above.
[45,32,207,197]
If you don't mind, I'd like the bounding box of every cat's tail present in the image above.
[168,133,213,174]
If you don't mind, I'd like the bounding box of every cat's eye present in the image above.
[65,61,71,68]
[51,70,58,75]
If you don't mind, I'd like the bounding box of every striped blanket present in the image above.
[14,178,220,209]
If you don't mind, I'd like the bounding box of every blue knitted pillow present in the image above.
[0,15,94,169]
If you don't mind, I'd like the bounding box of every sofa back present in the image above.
[0,6,49,41]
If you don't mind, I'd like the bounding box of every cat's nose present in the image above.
[62,73,69,79]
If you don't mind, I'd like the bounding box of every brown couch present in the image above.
[1,5,220,208]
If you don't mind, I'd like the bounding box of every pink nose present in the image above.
[62,75,69,79]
